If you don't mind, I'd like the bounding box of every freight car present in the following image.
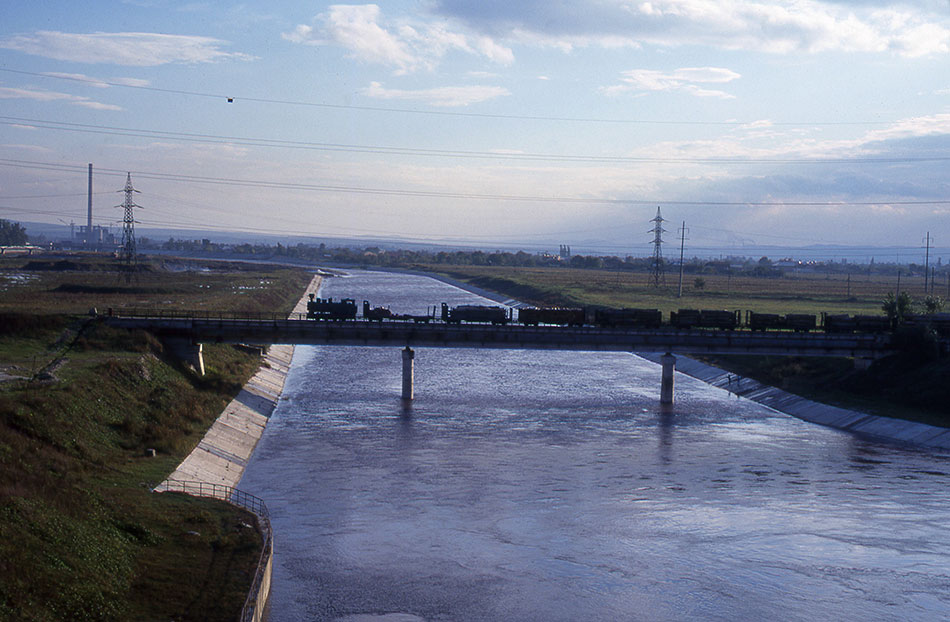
[307,294,358,320]
[518,307,586,326]
[362,300,395,321]
[593,307,663,328]
[670,309,740,330]
[904,313,950,337]
[823,313,890,333]
[747,311,817,332]
[363,300,436,323]
[441,302,512,324]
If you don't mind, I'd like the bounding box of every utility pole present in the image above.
[649,207,666,288]
[677,221,688,297]
[117,172,142,281]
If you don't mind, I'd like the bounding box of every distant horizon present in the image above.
[15,219,949,267]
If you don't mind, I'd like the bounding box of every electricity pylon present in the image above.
[649,206,666,288]
[117,172,142,281]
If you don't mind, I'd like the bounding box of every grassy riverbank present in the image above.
[0,255,312,621]
[416,264,949,427]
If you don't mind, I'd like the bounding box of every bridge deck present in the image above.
[104,314,893,358]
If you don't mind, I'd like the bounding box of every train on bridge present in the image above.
[306,294,950,336]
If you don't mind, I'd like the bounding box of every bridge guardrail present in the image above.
[153,480,272,622]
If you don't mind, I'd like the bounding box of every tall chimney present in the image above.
[87,163,93,242]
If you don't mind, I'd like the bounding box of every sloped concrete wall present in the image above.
[638,352,950,449]
[162,275,320,487]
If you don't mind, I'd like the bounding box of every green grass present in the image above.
[417,264,897,317]
[0,255,312,621]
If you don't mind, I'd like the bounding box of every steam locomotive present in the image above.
[306,294,950,336]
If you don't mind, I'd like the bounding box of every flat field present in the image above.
[0,254,309,315]
[418,264,932,317]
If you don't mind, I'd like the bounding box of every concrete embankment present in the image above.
[161,274,321,488]
[638,352,950,450]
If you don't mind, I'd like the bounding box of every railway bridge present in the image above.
[103,310,898,404]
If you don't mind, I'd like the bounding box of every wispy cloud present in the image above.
[602,67,741,99]
[0,31,254,66]
[40,72,151,88]
[432,0,950,57]
[362,81,509,106]
[284,4,513,74]
[0,86,122,110]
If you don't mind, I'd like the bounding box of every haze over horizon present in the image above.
[1,1,948,261]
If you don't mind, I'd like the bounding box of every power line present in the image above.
[0,67,897,127]
[3,115,947,165]
[3,158,950,208]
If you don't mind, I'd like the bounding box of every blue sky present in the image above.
[1,0,949,258]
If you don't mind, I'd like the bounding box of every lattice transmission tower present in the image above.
[649,206,666,288]
[117,172,142,281]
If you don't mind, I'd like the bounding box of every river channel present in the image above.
[239,270,950,622]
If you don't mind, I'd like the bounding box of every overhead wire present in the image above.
[3,158,950,207]
[3,115,945,164]
[0,67,898,127]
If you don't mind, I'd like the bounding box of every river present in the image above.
[239,270,950,622]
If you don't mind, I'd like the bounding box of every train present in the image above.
[305,294,950,336]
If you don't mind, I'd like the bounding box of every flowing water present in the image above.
[240,270,950,622]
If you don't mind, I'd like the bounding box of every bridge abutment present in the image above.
[660,353,675,404]
[402,347,415,401]
[166,339,205,376]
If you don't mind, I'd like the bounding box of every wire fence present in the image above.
[153,480,272,622]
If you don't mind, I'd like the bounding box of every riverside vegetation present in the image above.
[416,264,949,427]
[0,255,312,622]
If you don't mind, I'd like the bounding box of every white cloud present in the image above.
[860,113,950,142]
[432,0,950,57]
[284,4,513,74]
[0,86,123,111]
[0,31,254,66]
[362,81,509,106]
[602,67,741,98]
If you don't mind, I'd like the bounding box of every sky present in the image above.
[0,0,949,260]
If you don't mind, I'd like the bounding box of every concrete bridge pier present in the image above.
[166,338,205,376]
[402,347,415,401]
[660,353,676,405]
